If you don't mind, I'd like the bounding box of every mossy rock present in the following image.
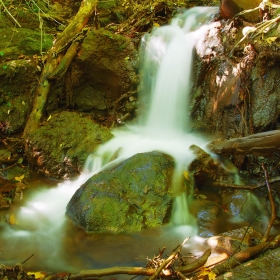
[0,28,53,59]
[71,29,138,112]
[25,111,113,179]
[66,151,174,234]
[0,60,39,134]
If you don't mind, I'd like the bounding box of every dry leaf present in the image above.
[27,271,46,279]
[9,213,18,225]
[198,267,217,280]
[265,36,277,44]
[183,170,189,181]
[15,174,24,183]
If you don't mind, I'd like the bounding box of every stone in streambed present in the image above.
[66,151,174,234]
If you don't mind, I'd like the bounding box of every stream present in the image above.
[0,6,249,277]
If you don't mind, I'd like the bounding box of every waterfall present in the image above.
[0,6,218,270]
[94,6,218,225]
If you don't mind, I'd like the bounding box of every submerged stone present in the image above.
[66,151,174,234]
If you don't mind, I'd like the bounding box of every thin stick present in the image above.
[21,254,34,265]
[149,237,189,280]
[261,163,277,242]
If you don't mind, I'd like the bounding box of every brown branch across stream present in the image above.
[207,130,280,154]
[44,243,211,280]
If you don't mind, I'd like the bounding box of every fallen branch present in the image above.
[45,248,211,280]
[212,182,260,190]
[181,249,211,274]
[207,130,280,154]
[48,41,81,80]
[212,175,280,190]
[211,235,280,276]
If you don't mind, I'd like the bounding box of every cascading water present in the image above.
[94,6,218,225]
[0,6,218,271]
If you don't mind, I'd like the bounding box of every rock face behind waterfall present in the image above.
[192,16,280,139]
[66,151,174,234]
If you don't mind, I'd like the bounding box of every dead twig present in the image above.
[149,237,189,280]
[21,254,34,265]
[212,182,260,190]
[261,163,277,242]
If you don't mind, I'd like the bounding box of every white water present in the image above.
[0,7,218,271]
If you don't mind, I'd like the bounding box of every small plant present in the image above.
[0,51,4,57]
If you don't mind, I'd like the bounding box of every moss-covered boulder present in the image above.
[66,151,174,234]
[25,111,112,179]
[69,29,138,114]
[0,60,40,135]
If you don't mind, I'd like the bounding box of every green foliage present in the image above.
[0,51,4,57]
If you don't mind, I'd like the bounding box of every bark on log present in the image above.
[23,0,98,138]
[207,130,280,154]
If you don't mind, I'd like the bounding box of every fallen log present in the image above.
[207,130,280,154]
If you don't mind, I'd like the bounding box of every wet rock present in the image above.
[192,17,280,140]
[25,111,112,179]
[66,151,174,234]
[190,199,227,236]
[207,226,262,255]
[221,189,270,229]
[250,62,280,132]
[189,145,237,186]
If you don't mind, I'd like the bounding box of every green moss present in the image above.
[98,0,117,9]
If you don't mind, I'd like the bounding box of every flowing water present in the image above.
[0,6,219,274]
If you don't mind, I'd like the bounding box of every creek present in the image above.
[0,6,240,276]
